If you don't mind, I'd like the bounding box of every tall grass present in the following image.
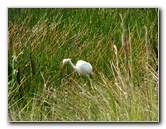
[8,8,158,121]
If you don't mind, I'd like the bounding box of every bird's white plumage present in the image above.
[76,60,92,75]
[62,58,92,76]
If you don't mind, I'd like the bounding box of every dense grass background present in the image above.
[8,8,158,121]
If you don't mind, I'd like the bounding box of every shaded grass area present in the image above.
[8,8,158,121]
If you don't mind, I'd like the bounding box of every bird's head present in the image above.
[62,58,71,66]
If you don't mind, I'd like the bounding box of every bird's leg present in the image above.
[87,74,92,85]
[87,75,95,93]
[81,75,90,89]
[80,75,84,84]
[86,76,90,86]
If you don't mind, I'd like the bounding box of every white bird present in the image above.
[62,58,93,76]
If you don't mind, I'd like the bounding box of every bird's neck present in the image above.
[69,61,81,73]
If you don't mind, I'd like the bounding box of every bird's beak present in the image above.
[61,61,65,67]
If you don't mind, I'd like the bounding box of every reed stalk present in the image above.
[120,14,131,119]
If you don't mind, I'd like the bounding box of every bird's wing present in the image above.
[76,60,92,73]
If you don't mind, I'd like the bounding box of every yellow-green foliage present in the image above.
[8,8,158,121]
